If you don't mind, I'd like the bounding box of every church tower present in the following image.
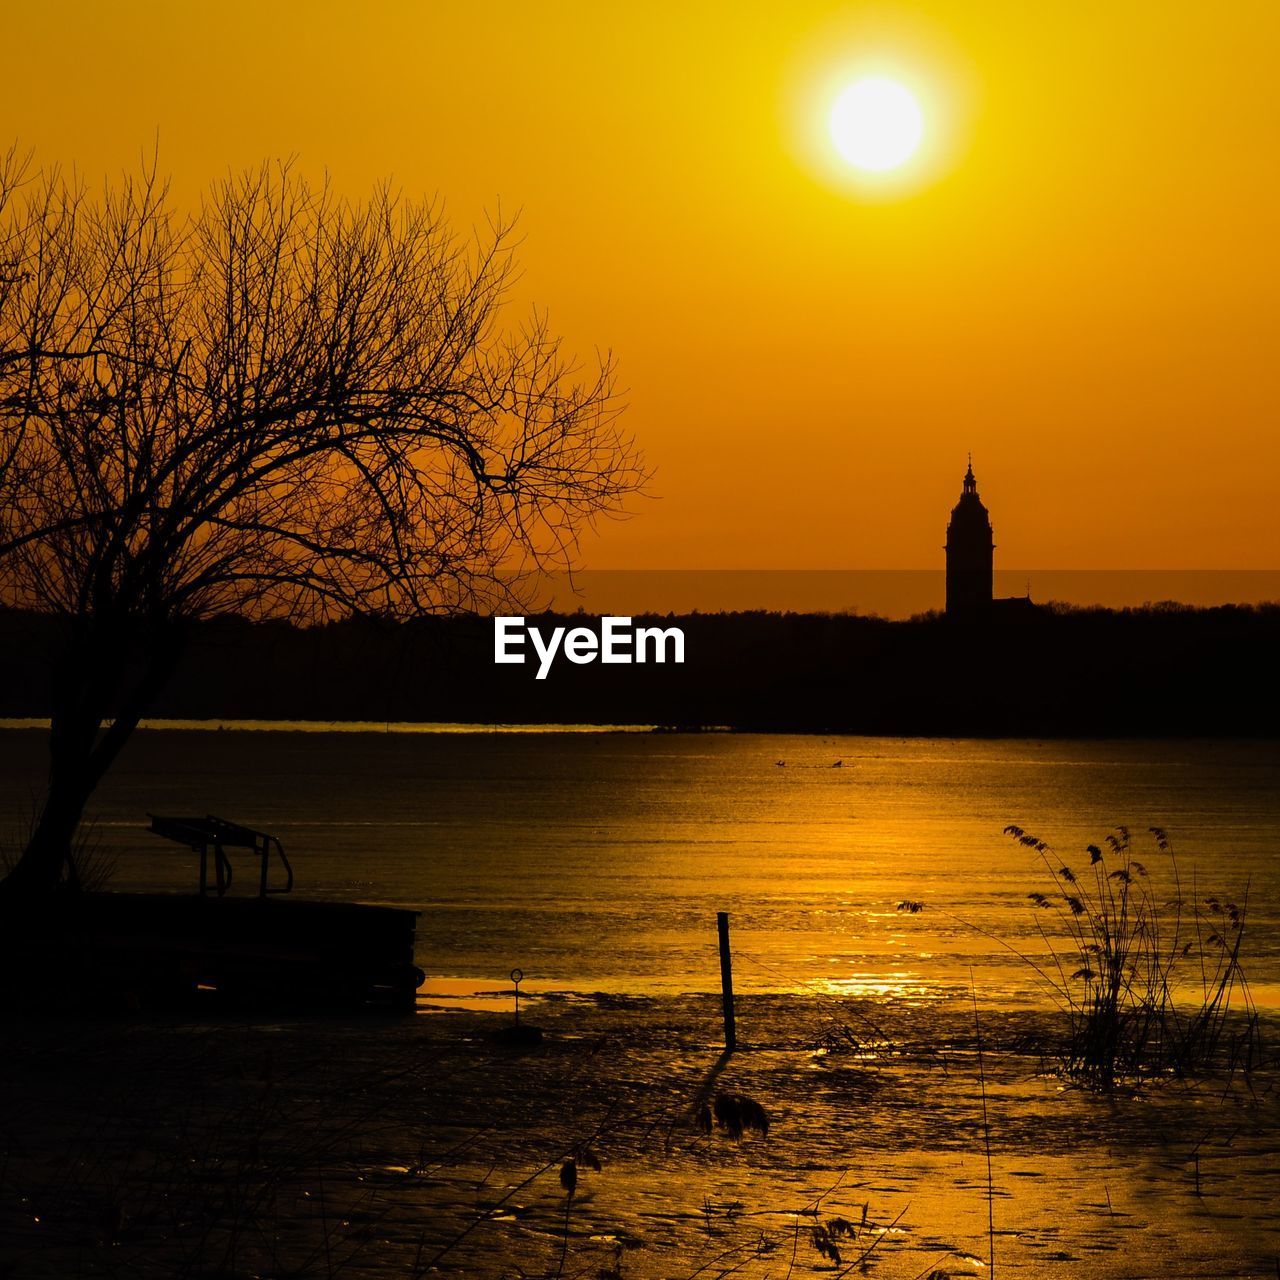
[945,457,994,618]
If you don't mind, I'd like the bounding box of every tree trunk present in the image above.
[0,621,184,903]
[2,747,98,896]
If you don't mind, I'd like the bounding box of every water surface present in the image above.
[2,728,1276,1004]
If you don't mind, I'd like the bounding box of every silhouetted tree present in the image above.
[0,155,644,897]
[0,144,52,489]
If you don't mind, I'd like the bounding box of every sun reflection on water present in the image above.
[816,971,935,1002]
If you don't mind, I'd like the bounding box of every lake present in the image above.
[1,727,1277,1006]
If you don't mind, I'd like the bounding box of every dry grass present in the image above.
[1005,823,1261,1089]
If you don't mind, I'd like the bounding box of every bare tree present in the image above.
[0,157,644,897]
[0,143,73,492]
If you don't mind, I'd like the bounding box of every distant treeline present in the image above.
[2,603,1278,736]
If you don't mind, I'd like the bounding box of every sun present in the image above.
[828,77,924,173]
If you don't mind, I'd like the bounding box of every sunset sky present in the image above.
[5,1,1278,570]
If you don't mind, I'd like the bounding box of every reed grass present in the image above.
[1006,823,1261,1089]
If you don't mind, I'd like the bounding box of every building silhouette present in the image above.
[945,458,1036,620]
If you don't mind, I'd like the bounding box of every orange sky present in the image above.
[5,1,1278,569]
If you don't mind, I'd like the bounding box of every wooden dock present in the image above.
[2,814,424,1014]
[59,892,424,1013]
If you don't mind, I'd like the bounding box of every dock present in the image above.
[60,891,423,1013]
[3,814,424,1014]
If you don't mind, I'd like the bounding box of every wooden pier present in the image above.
[59,892,422,1013]
[3,814,423,1014]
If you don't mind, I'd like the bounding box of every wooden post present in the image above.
[717,910,737,1051]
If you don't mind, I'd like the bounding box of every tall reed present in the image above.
[1006,824,1259,1089]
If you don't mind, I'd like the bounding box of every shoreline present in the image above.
[9,719,1280,743]
[2,992,1276,1278]
[0,717,664,735]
